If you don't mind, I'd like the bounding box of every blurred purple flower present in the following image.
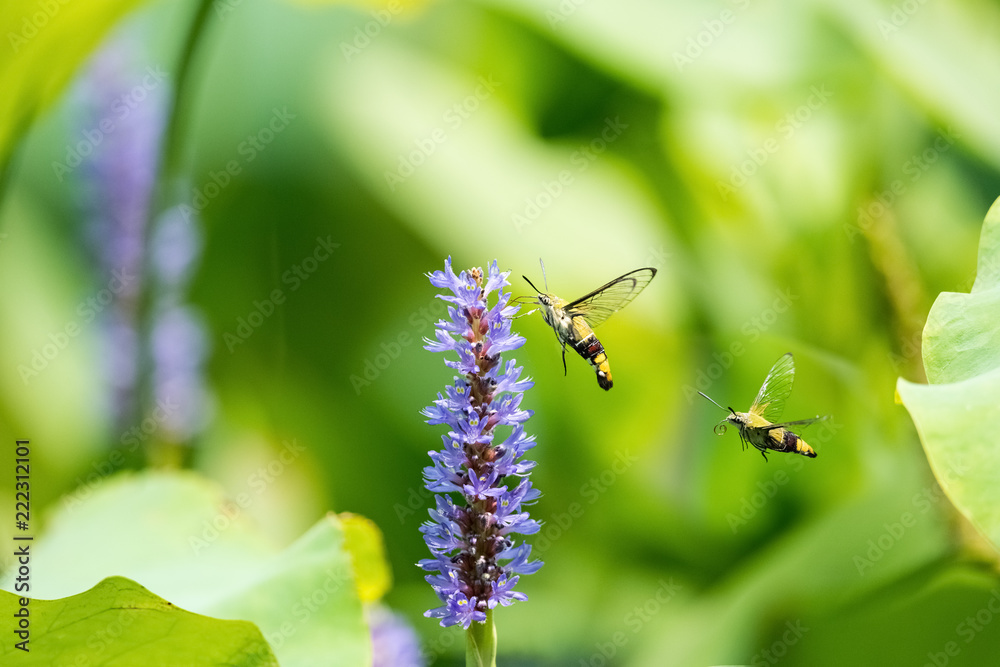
[78,33,166,300]
[75,27,210,445]
[370,606,425,667]
[149,203,212,442]
[150,302,212,441]
[75,31,167,429]
[418,259,543,629]
[151,203,203,288]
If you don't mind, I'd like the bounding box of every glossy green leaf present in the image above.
[898,195,1000,552]
[0,576,276,666]
[0,471,374,667]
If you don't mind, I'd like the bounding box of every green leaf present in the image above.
[0,576,277,666]
[0,471,375,667]
[203,515,373,667]
[340,512,392,604]
[0,1,151,168]
[897,195,1000,552]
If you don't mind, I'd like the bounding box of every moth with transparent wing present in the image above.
[698,353,829,460]
[516,266,656,390]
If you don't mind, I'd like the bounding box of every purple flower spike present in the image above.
[419,259,543,628]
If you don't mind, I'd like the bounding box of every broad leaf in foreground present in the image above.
[0,576,277,666]
[0,471,375,667]
[897,195,1000,552]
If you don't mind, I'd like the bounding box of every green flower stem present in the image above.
[466,610,497,667]
[156,0,215,198]
[140,0,215,466]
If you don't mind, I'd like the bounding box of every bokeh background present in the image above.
[2,0,1000,664]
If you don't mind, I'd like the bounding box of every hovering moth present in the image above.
[518,265,657,390]
[698,353,827,461]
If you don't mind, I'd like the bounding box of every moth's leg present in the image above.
[561,344,568,376]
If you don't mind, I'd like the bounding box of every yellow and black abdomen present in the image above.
[570,320,612,390]
[776,429,817,458]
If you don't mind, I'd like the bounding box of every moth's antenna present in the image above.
[698,392,735,415]
[523,276,542,294]
[539,258,548,292]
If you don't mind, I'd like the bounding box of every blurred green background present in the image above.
[2,0,1000,664]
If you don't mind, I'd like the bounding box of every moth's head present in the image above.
[520,275,554,308]
[713,412,743,435]
[698,392,739,435]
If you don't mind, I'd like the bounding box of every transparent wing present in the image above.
[764,415,829,431]
[564,268,657,328]
[749,353,795,423]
